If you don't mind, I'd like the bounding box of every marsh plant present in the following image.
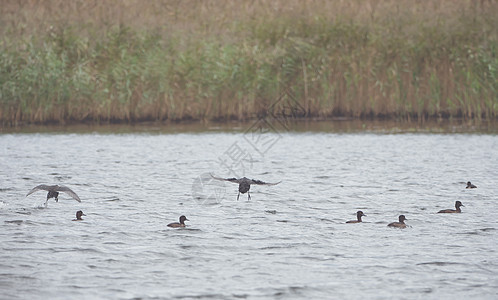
[1,0,497,125]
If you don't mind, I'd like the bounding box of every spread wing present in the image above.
[26,184,52,197]
[210,174,240,184]
[250,179,281,186]
[56,186,81,202]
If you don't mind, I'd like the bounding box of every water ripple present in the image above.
[0,132,497,299]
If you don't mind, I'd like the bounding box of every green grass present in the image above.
[1,0,497,125]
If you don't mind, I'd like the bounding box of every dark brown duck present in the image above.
[388,215,407,229]
[72,210,86,221]
[438,201,464,213]
[466,181,477,189]
[346,211,366,223]
[167,215,189,228]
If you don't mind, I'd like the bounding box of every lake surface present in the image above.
[1,121,497,299]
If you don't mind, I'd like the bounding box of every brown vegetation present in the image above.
[1,0,497,125]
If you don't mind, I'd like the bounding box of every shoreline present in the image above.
[2,117,498,134]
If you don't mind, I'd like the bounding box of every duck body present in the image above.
[47,190,59,201]
[438,201,464,213]
[346,211,365,223]
[238,179,251,194]
[388,215,407,228]
[168,215,189,228]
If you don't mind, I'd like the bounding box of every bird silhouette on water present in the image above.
[26,184,81,206]
[388,215,408,229]
[438,201,464,213]
[167,215,189,228]
[346,211,366,223]
[466,181,477,189]
[72,210,86,221]
[210,174,281,200]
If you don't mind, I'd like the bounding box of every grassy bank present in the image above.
[1,0,497,125]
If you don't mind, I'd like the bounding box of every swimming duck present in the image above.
[388,215,407,228]
[346,211,366,223]
[167,215,189,228]
[72,210,86,221]
[26,184,81,206]
[438,201,464,213]
[466,181,477,189]
[210,174,281,200]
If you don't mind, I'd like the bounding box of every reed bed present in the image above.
[1,0,497,125]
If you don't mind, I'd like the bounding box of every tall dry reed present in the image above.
[1,0,497,125]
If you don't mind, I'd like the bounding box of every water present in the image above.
[1,124,497,299]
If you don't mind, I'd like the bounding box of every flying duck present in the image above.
[210,174,280,200]
[26,184,81,206]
